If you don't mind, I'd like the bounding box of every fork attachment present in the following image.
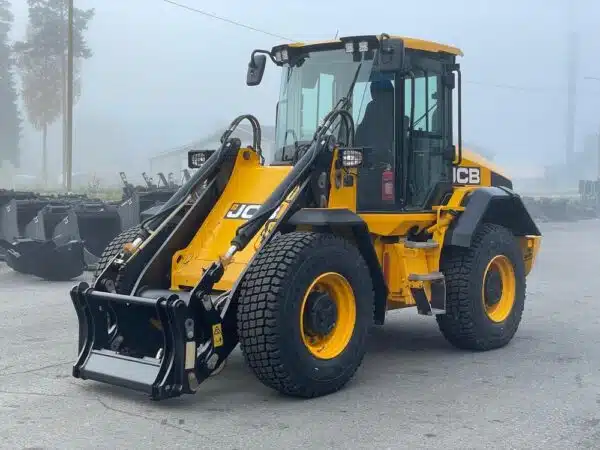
[71,282,212,400]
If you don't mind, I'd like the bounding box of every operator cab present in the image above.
[248,34,462,213]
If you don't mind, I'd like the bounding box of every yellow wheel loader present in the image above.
[71,33,542,400]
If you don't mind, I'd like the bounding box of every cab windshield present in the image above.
[267,47,376,165]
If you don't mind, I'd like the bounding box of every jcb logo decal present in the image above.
[225,203,281,220]
[225,203,261,220]
[453,167,481,185]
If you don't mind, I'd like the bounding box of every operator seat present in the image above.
[355,79,395,153]
[355,79,395,211]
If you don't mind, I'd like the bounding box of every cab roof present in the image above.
[284,35,463,57]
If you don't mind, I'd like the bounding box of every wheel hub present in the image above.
[484,267,503,306]
[303,291,338,336]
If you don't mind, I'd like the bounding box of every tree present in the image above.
[14,0,94,186]
[0,0,22,169]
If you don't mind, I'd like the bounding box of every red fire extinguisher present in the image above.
[381,164,395,202]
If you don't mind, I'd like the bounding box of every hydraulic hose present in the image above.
[143,114,263,231]
[231,108,355,251]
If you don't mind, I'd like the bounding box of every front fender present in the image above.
[287,208,388,325]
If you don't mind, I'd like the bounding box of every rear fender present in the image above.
[286,208,388,325]
[444,186,542,262]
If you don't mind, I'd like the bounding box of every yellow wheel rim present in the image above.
[482,255,516,323]
[300,272,356,360]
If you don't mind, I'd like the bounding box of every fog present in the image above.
[6,0,600,189]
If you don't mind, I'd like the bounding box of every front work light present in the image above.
[273,46,289,64]
[344,40,371,54]
[358,41,369,52]
[188,150,215,169]
[339,148,364,168]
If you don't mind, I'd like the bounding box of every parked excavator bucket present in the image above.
[0,193,124,280]
[1,202,86,280]
[70,200,123,270]
[1,238,85,280]
[0,190,41,261]
[0,198,18,262]
[117,189,178,230]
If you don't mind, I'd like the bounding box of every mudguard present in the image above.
[444,186,542,248]
[287,208,388,325]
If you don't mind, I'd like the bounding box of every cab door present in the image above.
[351,72,401,213]
[401,52,456,211]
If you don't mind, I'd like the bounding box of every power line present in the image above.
[464,80,561,93]
[160,1,592,95]
[465,79,600,95]
[162,0,293,41]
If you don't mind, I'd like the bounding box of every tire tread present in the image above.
[236,231,373,398]
[436,223,525,351]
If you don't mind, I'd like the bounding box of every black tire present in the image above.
[85,225,160,356]
[236,231,374,398]
[85,226,139,349]
[92,225,141,283]
[436,223,526,351]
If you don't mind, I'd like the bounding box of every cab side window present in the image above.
[404,66,452,208]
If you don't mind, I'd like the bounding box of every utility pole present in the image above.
[565,1,578,173]
[65,0,74,191]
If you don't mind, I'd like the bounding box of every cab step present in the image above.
[408,271,446,316]
[404,239,439,249]
[408,271,444,282]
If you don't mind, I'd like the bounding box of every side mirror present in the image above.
[377,35,405,73]
[247,54,267,86]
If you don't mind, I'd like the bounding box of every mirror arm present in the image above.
[251,49,276,66]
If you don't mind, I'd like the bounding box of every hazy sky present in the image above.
[9,0,600,182]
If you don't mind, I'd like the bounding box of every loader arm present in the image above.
[70,107,355,400]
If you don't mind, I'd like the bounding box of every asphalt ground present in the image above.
[1,219,599,449]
